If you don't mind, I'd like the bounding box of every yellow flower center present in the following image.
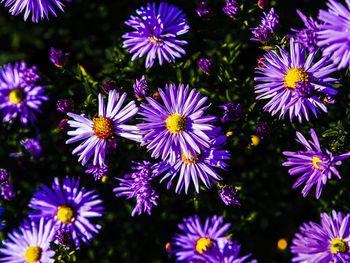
[312,156,324,170]
[165,114,187,134]
[330,238,349,254]
[9,88,26,104]
[284,67,309,89]
[24,246,42,263]
[149,36,163,44]
[182,152,200,164]
[92,115,115,139]
[195,237,213,254]
[57,205,75,224]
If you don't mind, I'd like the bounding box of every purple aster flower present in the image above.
[57,118,70,132]
[1,0,66,22]
[66,89,141,167]
[21,137,42,162]
[282,128,350,199]
[250,25,272,42]
[172,215,231,262]
[0,169,8,185]
[85,162,110,180]
[134,75,150,100]
[50,47,69,67]
[137,83,217,164]
[219,102,242,123]
[101,80,119,94]
[57,99,74,113]
[258,0,268,9]
[261,8,279,32]
[256,123,269,139]
[122,2,190,68]
[289,10,320,53]
[0,218,56,262]
[222,0,240,18]
[197,58,214,74]
[1,182,15,200]
[195,2,212,20]
[255,38,338,123]
[160,129,230,194]
[291,210,350,262]
[28,176,104,246]
[19,64,41,85]
[0,62,48,126]
[220,186,241,206]
[113,160,167,216]
[198,238,257,263]
[318,0,350,70]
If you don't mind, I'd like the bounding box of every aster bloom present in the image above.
[50,47,69,67]
[261,8,279,32]
[113,160,168,216]
[122,2,190,68]
[28,176,104,246]
[172,215,231,262]
[21,137,42,162]
[219,102,242,123]
[198,238,257,263]
[222,0,240,18]
[282,128,350,199]
[57,99,74,113]
[160,129,230,194]
[220,186,241,206]
[289,10,320,53]
[197,58,214,74]
[318,0,350,69]
[66,89,141,167]
[196,2,212,20]
[85,163,110,180]
[134,75,150,100]
[291,210,350,262]
[251,8,279,42]
[0,62,48,126]
[255,38,339,123]
[0,218,56,262]
[137,83,217,164]
[1,0,66,22]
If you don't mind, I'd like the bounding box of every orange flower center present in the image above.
[195,237,213,254]
[93,115,115,139]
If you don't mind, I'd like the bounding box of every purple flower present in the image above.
[198,238,257,263]
[57,99,74,113]
[0,218,56,262]
[219,102,242,123]
[291,210,350,262]
[0,169,8,185]
[85,163,110,180]
[1,0,66,22]
[289,10,320,53]
[160,129,230,194]
[101,80,119,94]
[318,0,350,69]
[255,38,338,123]
[197,58,214,74]
[258,0,268,9]
[220,186,241,206]
[261,8,279,32]
[1,182,15,200]
[251,25,272,42]
[122,2,190,68]
[222,0,240,18]
[137,83,217,164]
[50,47,69,67]
[172,215,231,262]
[66,90,141,167]
[28,176,104,246]
[113,161,167,216]
[251,8,279,42]
[133,75,150,100]
[195,2,212,20]
[0,62,48,126]
[57,119,70,132]
[21,137,42,162]
[282,128,350,199]
[256,123,269,139]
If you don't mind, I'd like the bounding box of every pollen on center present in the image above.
[195,237,213,254]
[93,115,115,139]
[284,67,309,89]
[165,113,187,134]
[312,156,324,170]
[57,205,75,224]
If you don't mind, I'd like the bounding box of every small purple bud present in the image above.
[57,119,70,132]
[133,76,150,100]
[57,99,74,113]
[251,26,272,42]
[222,0,240,18]
[195,2,212,20]
[0,169,8,185]
[197,58,214,74]
[21,138,42,162]
[258,0,268,9]
[219,102,242,123]
[220,186,241,206]
[50,47,69,67]
[1,183,15,200]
